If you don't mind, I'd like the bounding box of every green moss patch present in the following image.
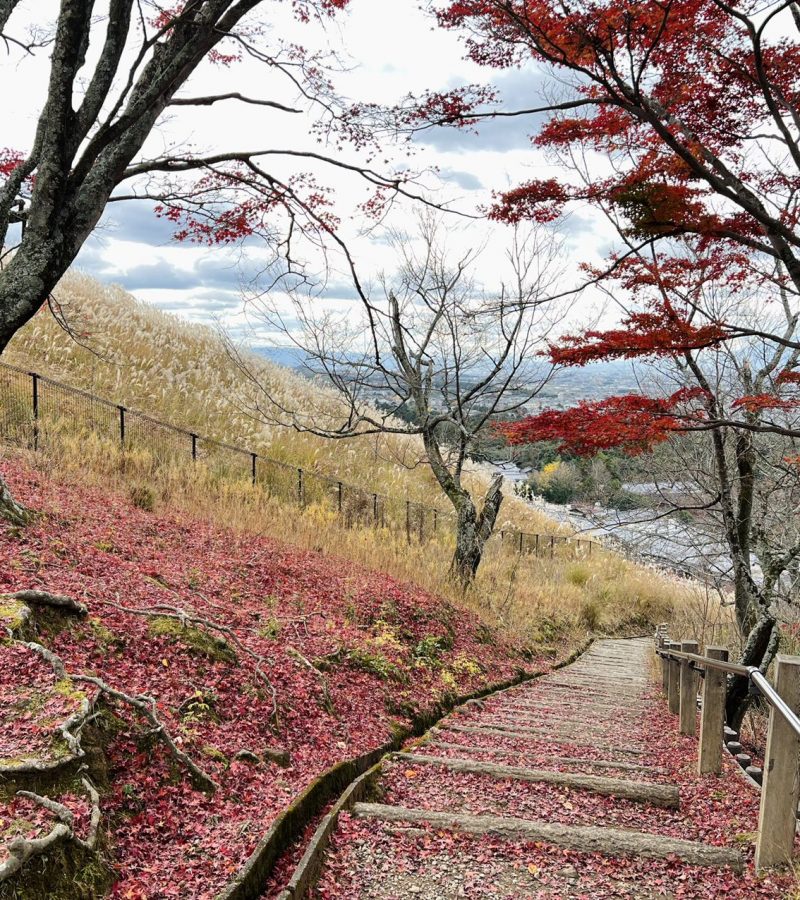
[0,598,28,635]
[147,616,237,663]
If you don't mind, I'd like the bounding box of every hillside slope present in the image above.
[2,270,551,526]
[0,458,545,899]
[0,269,689,644]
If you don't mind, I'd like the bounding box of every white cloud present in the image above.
[2,0,614,338]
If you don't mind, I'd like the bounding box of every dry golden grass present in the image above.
[4,270,558,535]
[1,269,704,647]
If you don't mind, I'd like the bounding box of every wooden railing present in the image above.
[654,625,800,871]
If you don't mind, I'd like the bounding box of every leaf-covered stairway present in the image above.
[299,639,796,899]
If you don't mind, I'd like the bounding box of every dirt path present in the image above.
[290,638,794,899]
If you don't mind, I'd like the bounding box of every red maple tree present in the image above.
[496,387,709,456]
[405,1,800,325]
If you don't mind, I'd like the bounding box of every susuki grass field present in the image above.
[1,270,703,649]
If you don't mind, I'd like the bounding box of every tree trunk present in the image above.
[452,474,503,586]
[725,614,778,730]
[0,469,30,526]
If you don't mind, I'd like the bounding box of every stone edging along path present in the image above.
[215,639,596,900]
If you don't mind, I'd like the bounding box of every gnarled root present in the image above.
[0,776,101,884]
[4,589,88,618]
[288,646,335,715]
[13,637,218,793]
[72,674,219,793]
[100,597,280,730]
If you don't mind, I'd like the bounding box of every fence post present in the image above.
[535,533,540,556]
[191,433,198,461]
[337,481,343,513]
[667,642,681,715]
[755,655,800,871]
[251,453,257,486]
[118,405,126,447]
[660,636,670,695]
[698,646,728,775]
[30,372,39,450]
[297,467,303,504]
[433,510,437,534]
[373,493,378,527]
[679,640,699,735]
[418,507,424,542]
[406,500,411,543]
[588,541,592,557]
[518,532,523,554]
[550,535,555,558]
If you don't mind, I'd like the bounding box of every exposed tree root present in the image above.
[72,674,219,793]
[12,637,218,792]
[2,587,217,887]
[0,473,31,528]
[0,775,101,884]
[3,589,88,618]
[288,645,335,714]
[100,597,280,730]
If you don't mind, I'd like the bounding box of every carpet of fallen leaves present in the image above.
[313,666,799,898]
[315,814,794,899]
[0,639,85,763]
[0,459,545,898]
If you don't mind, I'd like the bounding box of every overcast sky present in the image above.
[1,0,617,344]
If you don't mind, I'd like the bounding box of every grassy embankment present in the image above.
[1,270,702,649]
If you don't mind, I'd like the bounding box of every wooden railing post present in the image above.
[667,642,681,715]
[755,655,800,871]
[698,646,727,774]
[661,641,670,695]
[679,640,699,735]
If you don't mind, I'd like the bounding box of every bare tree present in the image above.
[0,0,418,522]
[226,217,566,584]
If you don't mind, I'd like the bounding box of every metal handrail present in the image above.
[657,644,800,741]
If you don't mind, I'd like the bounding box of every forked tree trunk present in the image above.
[726,614,778,730]
[451,474,503,586]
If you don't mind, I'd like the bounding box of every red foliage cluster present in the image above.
[0,148,24,178]
[495,388,709,456]
[156,171,339,245]
[423,0,800,275]
[548,301,727,367]
[402,85,498,128]
[0,459,537,897]
[732,394,800,414]
[488,179,569,225]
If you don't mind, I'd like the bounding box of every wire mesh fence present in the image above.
[0,360,598,558]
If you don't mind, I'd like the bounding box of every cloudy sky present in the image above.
[2,0,616,344]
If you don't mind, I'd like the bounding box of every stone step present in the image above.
[394,752,679,808]
[439,723,646,756]
[508,698,648,714]
[425,741,667,775]
[478,712,641,731]
[352,804,743,872]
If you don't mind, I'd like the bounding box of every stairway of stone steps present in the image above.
[308,638,781,899]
